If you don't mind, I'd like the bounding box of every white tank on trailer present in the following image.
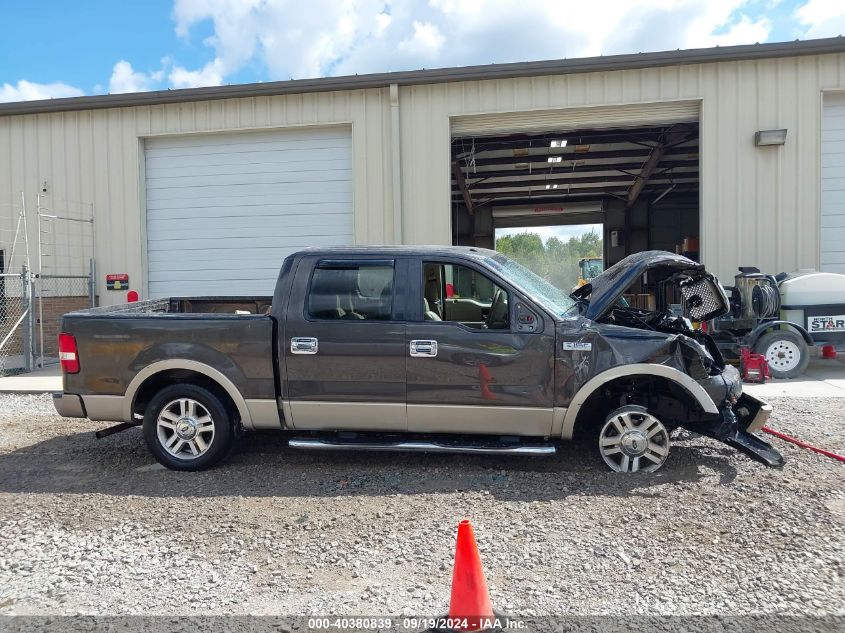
[780,271,845,331]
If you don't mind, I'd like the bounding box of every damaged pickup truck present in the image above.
[53,247,782,472]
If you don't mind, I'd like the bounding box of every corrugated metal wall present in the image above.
[0,89,393,300]
[2,53,845,303]
[398,52,845,281]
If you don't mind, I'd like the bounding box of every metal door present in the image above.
[284,256,409,431]
[406,256,556,436]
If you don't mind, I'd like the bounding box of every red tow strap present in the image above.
[762,426,845,463]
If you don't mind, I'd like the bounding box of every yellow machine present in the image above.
[577,257,604,287]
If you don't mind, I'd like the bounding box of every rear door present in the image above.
[284,256,409,430]
[407,256,556,436]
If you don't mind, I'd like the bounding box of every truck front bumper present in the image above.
[52,392,85,418]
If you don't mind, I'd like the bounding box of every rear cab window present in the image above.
[307,259,395,321]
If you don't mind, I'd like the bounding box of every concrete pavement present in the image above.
[743,358,845,399]
[0,365,62,394]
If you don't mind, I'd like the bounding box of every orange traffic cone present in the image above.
[448,520,495,632]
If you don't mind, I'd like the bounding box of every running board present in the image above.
[288,437,556,456]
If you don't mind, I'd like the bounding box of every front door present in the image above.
[406,257,555,436]
[285,256,409,430]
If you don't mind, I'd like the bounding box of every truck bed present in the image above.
[59,297,278,418]
[73,296,273,317]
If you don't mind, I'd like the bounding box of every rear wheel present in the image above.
[143,384,237,471]
[598,406,670,473]
[754,330,809,379]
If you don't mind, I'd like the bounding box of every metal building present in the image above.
[2,37,845,307]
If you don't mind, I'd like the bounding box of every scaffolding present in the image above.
[34,193,95,367]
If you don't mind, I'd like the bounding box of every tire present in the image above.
[142,383,237,471]
[753,330,810,379]
[597,405,671,473]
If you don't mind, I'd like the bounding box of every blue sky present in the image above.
[2,0,844,102]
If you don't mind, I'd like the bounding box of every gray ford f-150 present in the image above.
[53,247,782,472]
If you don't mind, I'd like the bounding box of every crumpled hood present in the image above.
[571,250,719,320]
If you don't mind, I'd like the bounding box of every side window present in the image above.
[308,261,394,321]
[422,262,509,330]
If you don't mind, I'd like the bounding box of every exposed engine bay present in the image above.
[588,264,730,376]
[600,304,726,375]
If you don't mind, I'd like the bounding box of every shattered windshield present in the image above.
[486,254,575,317]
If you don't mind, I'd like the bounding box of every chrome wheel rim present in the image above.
[599,410,670,473]
[765,339,801,372]
[156,398,215,460]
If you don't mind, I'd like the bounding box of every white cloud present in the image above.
[169,59,225,88]
[398,21,445,56]
[165,0,772,86]
[795,0,845,38]
[675,0,769,48]
[0,79,84,103]
[109,60,154,94]
[108,59,172,94]
[0,1,785,103]
[375,11,391,36]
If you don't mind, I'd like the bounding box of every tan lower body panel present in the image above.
[552,407,568,437]
[408,404,553,436]
[289,401,406,431]
[81,395,127,422]
[245,399,283,430]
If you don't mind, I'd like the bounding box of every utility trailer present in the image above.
[707,267,845,379]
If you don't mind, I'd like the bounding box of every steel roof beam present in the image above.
[458,160,698,181]
[625,126,692,207]
[465,146,698,167]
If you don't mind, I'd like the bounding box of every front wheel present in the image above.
[142,384,237,471]
[598,406,671,473]
[754,330,809,379]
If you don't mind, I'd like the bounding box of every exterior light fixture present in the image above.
[545,184,558,190]
[550,139,568,147]
[547,156,562,163]
[754,129,787,146]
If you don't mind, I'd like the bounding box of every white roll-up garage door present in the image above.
[144,126,353,297]
[822,93,845,273]
[451,100,700,137]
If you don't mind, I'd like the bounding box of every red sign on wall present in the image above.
[106,274,129,290]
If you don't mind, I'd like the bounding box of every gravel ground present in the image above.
[0,393,842,618]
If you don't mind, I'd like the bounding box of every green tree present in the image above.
[495,229,602,292]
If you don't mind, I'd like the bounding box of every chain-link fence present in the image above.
[0,193,96,373]
[0,268,95,373]
[34,272,94,367]
[1,196,34,376]
[0,268,33,376]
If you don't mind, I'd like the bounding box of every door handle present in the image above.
[291,337,318,354]
[410,339,438,357]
